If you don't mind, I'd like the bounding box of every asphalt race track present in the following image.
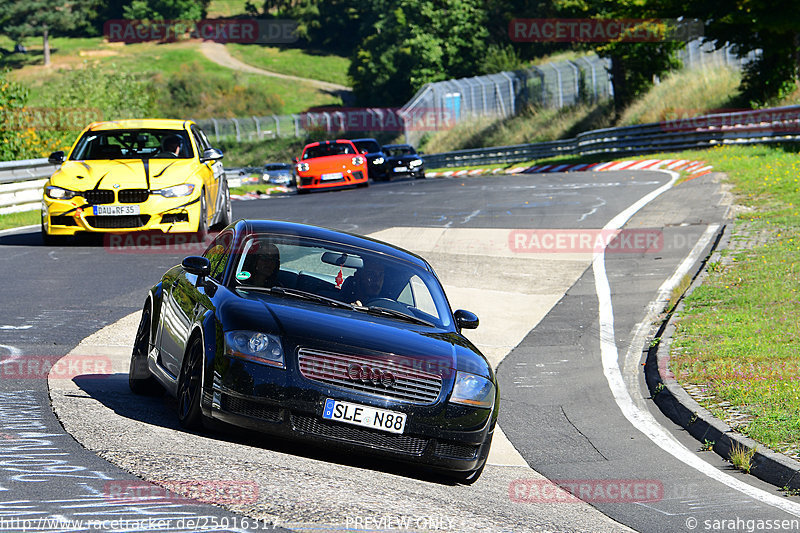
[2,170,800,532]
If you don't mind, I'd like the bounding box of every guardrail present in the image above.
[3,106,800,213]
[0,158,59,215]
[422,106,800,168]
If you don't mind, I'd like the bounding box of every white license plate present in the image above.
[322,399,406,434]
[94,205,140,216]
[321,172,344,181]
[393,166,408,173]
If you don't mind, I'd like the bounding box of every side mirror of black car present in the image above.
[200,148,224,162]
[182,256,211,278]
[48,151,65,164]
[454,309,479,330]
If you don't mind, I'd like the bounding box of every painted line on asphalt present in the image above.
[0,344,22,368]
[593,170,800,516]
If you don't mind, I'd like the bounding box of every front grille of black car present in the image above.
[80,190,115,204]
[85,215,149,229]
[435,440,479,460]
[221,395,282,422]
[118,189,149,203]
[297,348,442,404]
[49,215,76,227]
[290,414,428,455]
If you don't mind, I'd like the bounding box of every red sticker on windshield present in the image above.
[335,268,344,289]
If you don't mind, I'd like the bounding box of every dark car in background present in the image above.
[129,219,497,483]
[383,144,425,179]
[352,138,388,181]
[261,163,294,186]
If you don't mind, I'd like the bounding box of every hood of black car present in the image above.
[268,299,456,374]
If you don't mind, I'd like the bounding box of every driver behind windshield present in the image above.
[241,243,282,287]
[343,259,385,306]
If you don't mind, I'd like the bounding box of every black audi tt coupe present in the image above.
[129,219,498,482]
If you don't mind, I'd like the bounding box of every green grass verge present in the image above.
[664,144,800,457]
[226,44,351,86]
[0,210,40,231]
[229,183,286,195]
[6,39,342,118]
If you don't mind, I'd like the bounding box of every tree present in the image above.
[657,0,800,104]
[349,0,489,106]
[123,0,210,21]
[545,0,684,113]
[0,0,95,66]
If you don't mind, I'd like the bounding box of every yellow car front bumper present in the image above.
[42,193,203,236]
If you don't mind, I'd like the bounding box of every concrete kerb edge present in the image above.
[644,223,800,492]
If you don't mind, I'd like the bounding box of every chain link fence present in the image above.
[195,39,760,146]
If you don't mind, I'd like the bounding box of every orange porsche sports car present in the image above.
[294,140,369,194]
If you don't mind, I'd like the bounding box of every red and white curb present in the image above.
[426,159,713,180]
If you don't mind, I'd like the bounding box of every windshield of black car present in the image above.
[354,141,380,153]
[231,234,452,328]
[303,143,354,159]
[69,129,194,160]
[387,147,415,157]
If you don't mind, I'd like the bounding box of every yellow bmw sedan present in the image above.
[41,119,232,244]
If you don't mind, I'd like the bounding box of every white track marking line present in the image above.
[593,170,800,515]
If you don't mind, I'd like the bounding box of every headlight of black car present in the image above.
[449,371,495,408]
[224,331,285,368]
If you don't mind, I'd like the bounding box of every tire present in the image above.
[214,183,232,230]
[195,191,208,241]
[129,306,160,395]
[297,188,309,195]
[415,172,426,179]
[177,335,205,430]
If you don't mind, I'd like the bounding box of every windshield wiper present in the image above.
[359,306,435,327]
[258,286,355,310]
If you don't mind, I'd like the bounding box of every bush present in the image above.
[152,63,284,119]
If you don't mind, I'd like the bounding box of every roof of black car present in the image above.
[235,219,430,270]
[382,144,413,149]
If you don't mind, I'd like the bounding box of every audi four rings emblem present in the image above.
[347,363,396,388]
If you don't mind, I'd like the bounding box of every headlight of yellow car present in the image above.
[153,184,195,198]
[45,186,77,200]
